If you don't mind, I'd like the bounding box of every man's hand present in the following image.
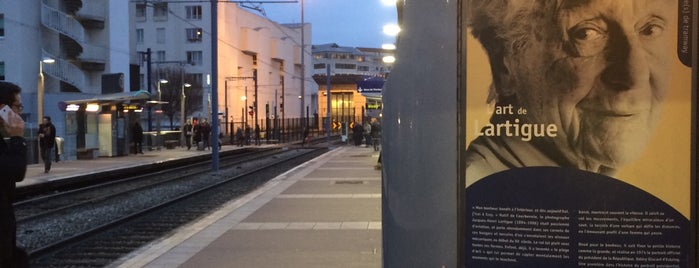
[0,108,24,137]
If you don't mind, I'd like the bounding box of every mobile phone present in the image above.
[0,105,9,122]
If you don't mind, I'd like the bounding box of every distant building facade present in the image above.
[312,43,392,126]
[132,1,317,135]
[311,43,393,77]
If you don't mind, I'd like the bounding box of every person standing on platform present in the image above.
[201,119,211,150]
[38,116,56,173]
[370,118,381,152]
[132,121,144,154]
[183,119,193,150]
[364,121,372,147]
[0,82,29,267]
[352,122,364,146]
[235,127,244,147]
[254,124,261,146]
[245,125,252,145]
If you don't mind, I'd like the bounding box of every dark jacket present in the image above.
[184,123,193,136]
[132,123,144,143]
[38,122,56,149]
[0,133,26,262]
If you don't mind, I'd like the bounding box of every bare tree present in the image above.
[152,66,203,129]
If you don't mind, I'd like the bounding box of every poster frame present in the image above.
[457,1,698,267]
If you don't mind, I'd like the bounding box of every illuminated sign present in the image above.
[85,103,100,112]
[66,104,80,112]
[367,103,381,110]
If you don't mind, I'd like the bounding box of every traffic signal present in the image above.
[248,106,254,116]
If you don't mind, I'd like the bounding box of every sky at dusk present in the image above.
[251,0,398,48]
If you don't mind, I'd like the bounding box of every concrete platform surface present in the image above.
[112,146,382,268]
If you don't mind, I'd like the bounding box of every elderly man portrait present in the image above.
[464,0,679,185]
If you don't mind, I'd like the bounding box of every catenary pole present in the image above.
[211,0,219,170]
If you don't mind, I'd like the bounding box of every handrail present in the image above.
[41,3,84,43]
[42,50,87,92]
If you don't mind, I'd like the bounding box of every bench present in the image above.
[77,147,99,160]
[164,140,179,149]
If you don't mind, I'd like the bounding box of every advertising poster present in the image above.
[462,1,695,267]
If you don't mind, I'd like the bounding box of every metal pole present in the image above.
[281,76,285,142]
[224,79,228,135]
[180,67,186,147]
[326,64,331,142]
[253,69,259,145]
[300,0,305,128]
[146,48,153,132]
[38,61,44,128]
[211,0,219,170]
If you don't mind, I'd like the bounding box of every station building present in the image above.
[311,43,392,128]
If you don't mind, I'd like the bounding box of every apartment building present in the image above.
[132,1,317,135]
[311,43,393,77]
[0,0,134,161]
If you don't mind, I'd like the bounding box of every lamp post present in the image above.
[38,57,55,127]
[156,79,168,149]
[181,82,191,147]
[157,79,168,103]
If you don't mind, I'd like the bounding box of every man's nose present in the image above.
[600,23,648,92]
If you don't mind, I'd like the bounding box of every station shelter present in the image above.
[59,90,150,159]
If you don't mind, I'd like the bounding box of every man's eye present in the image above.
[639,24,664,39]
[570,27,605,42]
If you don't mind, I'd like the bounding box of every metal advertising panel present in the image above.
[461,1,696,267]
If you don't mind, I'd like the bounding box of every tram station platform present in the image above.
[18,143,382,267]
[111,145,382,268]
[19,144,247,189]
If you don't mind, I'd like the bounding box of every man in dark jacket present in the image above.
[132,121,144,154]
[38,116,56,173]
[0,82,29,267]
[183,119,193,150]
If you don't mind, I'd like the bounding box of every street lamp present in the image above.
[38,57,55,127]
[157,79,168,103]
[155,79,168,142]
[180,82,191,147]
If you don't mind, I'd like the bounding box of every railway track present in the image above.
[18,146,330,267]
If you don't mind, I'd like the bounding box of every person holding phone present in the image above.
[0,82,29,267]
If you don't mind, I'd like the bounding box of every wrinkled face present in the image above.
[510,0,674,169]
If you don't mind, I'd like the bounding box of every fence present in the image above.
[218,115,365,145]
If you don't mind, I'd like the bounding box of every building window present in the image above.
[314,63,326,69]
[0,14,4,37]
[136,29,144,44]
[185,6,202,20]
[314,54,322,60]
[157,50,166,62]
[186,28,202,42]
[135,4,146,19]
[357,66,369,71]
[156,28,165,44]
[0,62,4,80]
[153,2,168,19]
[335,63,356,69]
[186,51,203,66]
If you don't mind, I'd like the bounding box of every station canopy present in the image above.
[62,90,151,105]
